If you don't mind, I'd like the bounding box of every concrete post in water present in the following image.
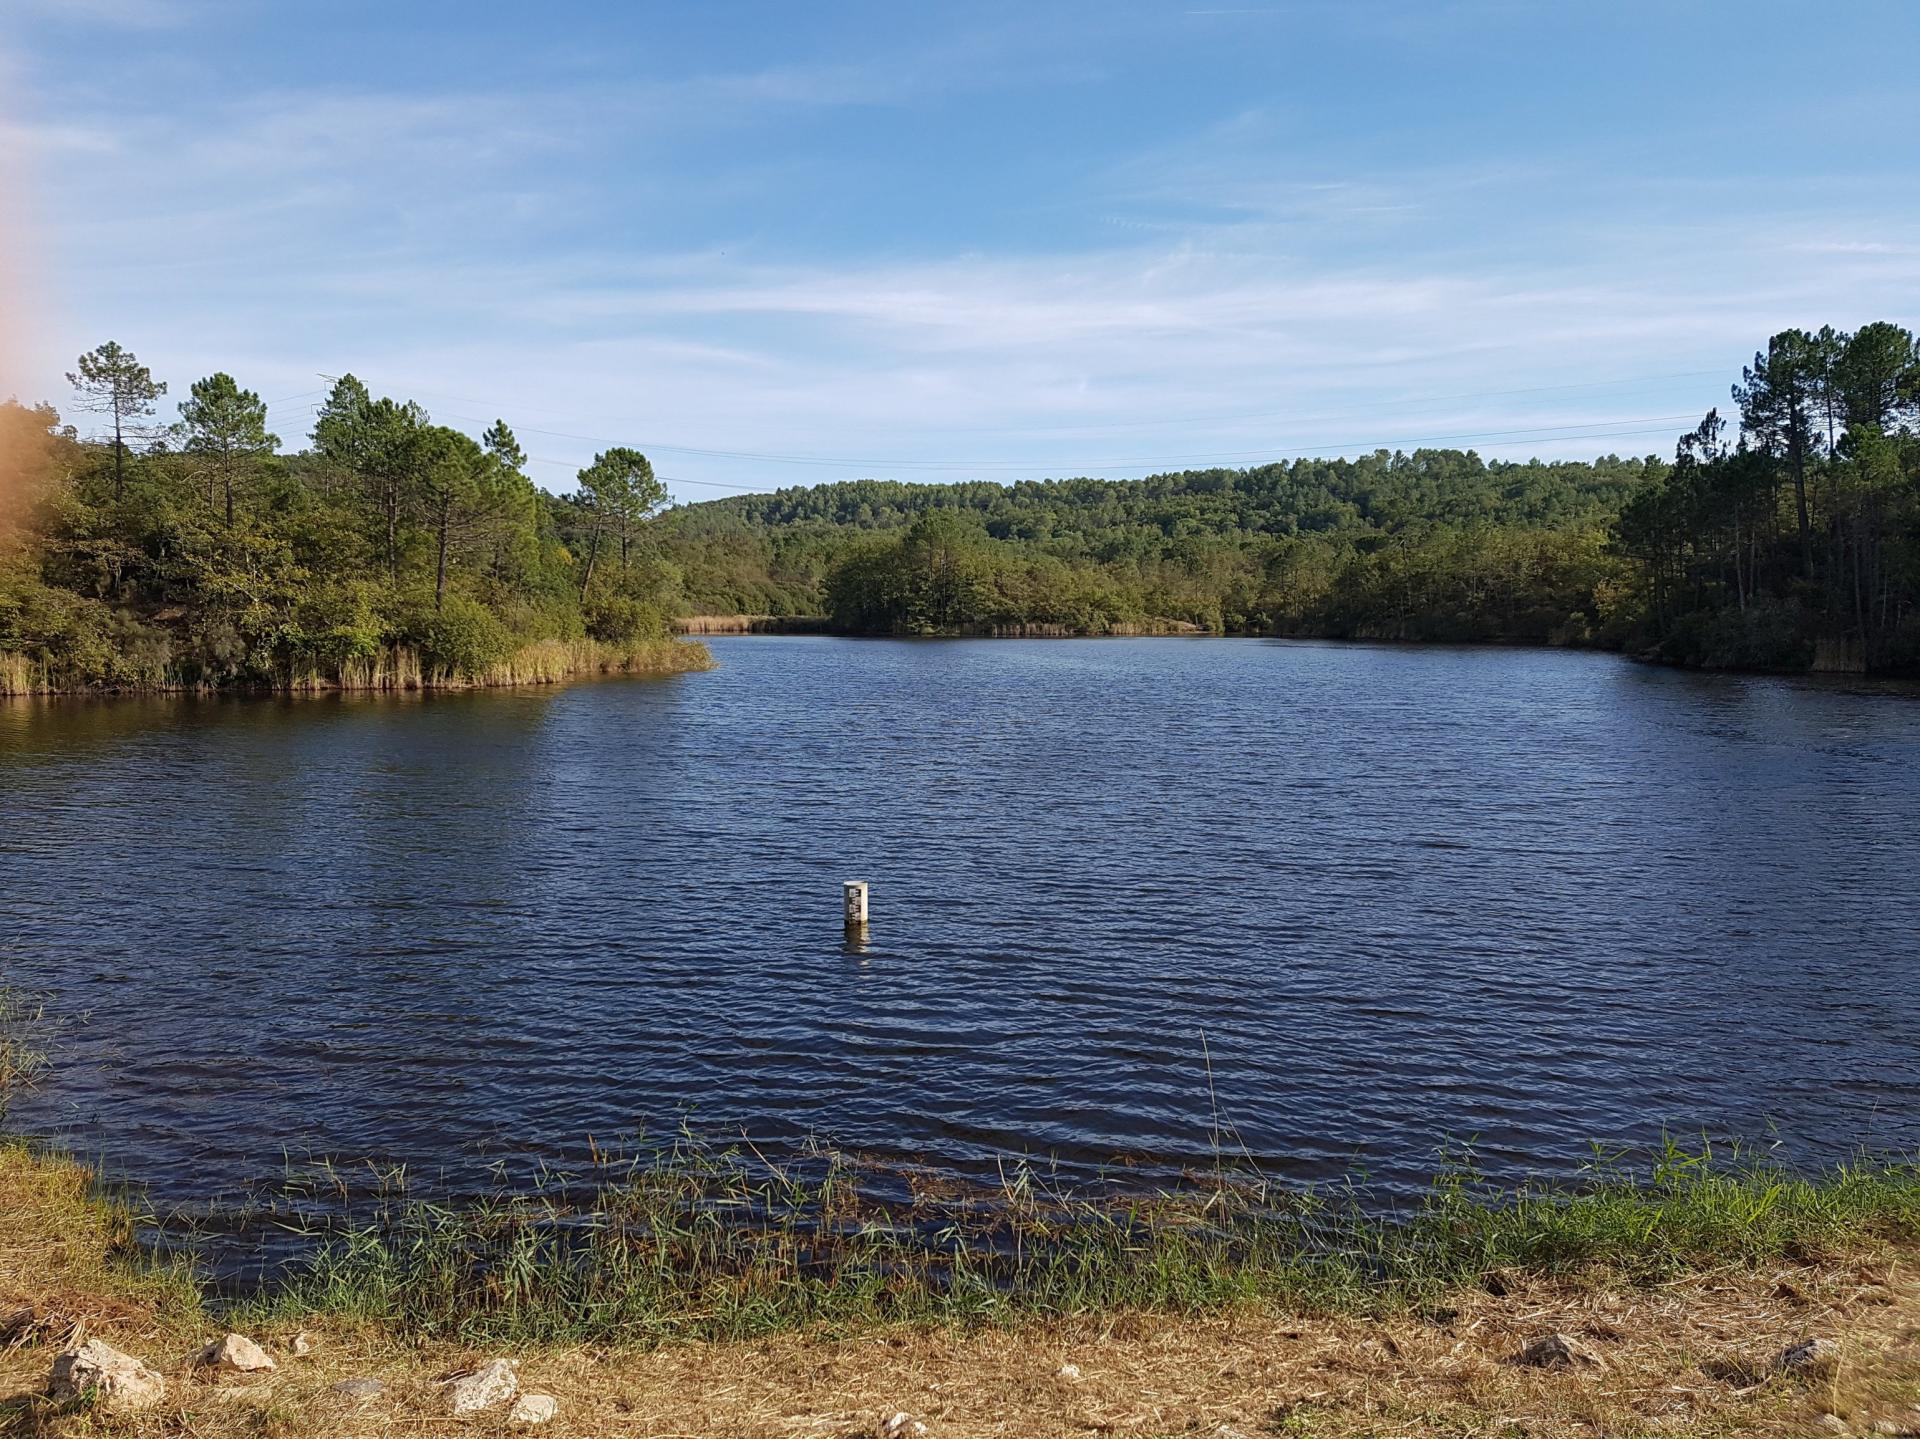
[843,880,869,937]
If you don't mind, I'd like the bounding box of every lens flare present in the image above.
[0,53,28,406]
[0,68,48,527]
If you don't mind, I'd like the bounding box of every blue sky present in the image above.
[4,1,1918,500]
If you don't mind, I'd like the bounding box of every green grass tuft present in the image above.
[0,987,53,1115]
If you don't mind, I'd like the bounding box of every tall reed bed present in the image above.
[0,638,712,696]
[467,637,716,687]
[0,652,36,696]
[255,637,713,692]
[249,1133,1920,1347]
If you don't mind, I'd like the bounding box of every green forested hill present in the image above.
[675,450,1650,538]
[662,451,1663,643]
[662,321,1920,673]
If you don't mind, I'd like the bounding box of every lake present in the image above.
[3,637,1918,1222]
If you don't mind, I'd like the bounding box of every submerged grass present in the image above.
[247,1132,1920,1348]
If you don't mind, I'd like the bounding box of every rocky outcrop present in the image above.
[445,1357,519,1414]
[197,1332,276,1372]
[511,1392,559,1425]
[1511,1331,1608,1371]
[48,1338,168,1411]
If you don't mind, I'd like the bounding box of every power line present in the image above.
[520,454,761,491]
[343,365,1724,442]
[322,361,1719,467]
[417,395,1694,474]
[283,408,1687,493]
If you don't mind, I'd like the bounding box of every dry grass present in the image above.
[0,638,713,697]
[3,1145,1919,1438]
[266,637,713,692]
[0,1145,198,1346]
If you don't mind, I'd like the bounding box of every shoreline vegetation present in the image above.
[4,1003,1920,1433]
[5,1134,1920,1434]
[1,352,712,696]
[257,1135,1920,1346]
[0,636,712,698]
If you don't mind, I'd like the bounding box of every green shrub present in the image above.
[409,593,513,679]
[583,592,666,643]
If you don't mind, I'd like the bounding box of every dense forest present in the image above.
[1618,323,1920,671]
[6,321,1916,689]
[666,456,1649,644]
[0,348,706,692]
[663,320,1920,672]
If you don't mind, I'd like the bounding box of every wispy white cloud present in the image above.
[8,0,192,29]
[12,11,1920,496]
[159,204,1919,494]
[1790,239,1920,257]
[29,162,1920,492]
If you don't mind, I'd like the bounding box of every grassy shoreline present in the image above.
[4,1137,1920,1435]
[7,999,1920,1432]
[4,990,1919,1348]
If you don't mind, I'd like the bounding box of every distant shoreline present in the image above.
[671,613,1207,637]
[673,618,1918,676]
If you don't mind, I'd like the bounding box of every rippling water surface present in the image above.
[3,638,1919,1210]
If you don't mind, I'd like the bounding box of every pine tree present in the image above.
[65,341,166,500]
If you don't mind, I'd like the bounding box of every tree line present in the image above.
[1618,323,1920,670]
[661,321,1920,671]
[10,320,1916,687]
[1,344,691,691]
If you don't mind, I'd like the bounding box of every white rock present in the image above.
[1054,1363,1082,1382]
[291,1331,313,1357]
[446,1357,519,1414]
[1815,1415,1849,1435]
[48,1338,168,1411]
[1778,1337,1841,1374]
[881,1413,928,1439]
[511,1392,559,1425]
[198,1332,276,1372]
